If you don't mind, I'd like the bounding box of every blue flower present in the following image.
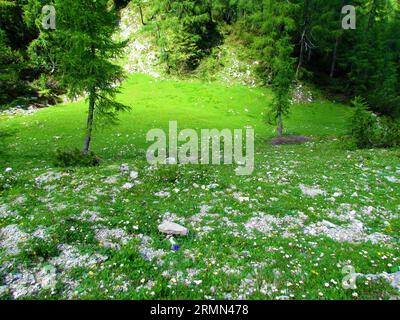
[172,244,180,251]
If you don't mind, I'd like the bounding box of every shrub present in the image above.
[18,238,59,265]
[32,74,63,106]
[350,97,400,149]
[55,148,101,167]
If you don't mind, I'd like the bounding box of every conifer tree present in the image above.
[347,0,399,116]
[245,0,296,136]
[51,0,129,153]
[152,0,216,73]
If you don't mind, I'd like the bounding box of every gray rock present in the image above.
[36,265,57,290]
[104,176,118,184]
[0,224,29,255]
[138,234,166,263]
[154,191,171,198]
[158,221,189,236]
[357,271,400,290]
[120,164,129,173]
[130,171,139,179]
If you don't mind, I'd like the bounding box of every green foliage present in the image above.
[55,148,101,168]
[0,29,23,103]
[350,97,400,148]
[2,0,399,120]
[0,0,36,50]
[152,0,219,74]
[31,74,62,105]
[350,97,377,148]
[43,0,130,152]
[0,1,16,7]
[18,238,60,265]
[242,0,297,136]
[0,0,55,105]
[162,27,204,73]
[268,36,296,135]
[156,165,180,184]
[50,219,96,245]
[346,0,400,117]
[239,0,400,118]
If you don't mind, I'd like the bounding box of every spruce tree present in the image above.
[51,0,129,153]
[347,0,399,116]
[271,36,296,136]
[245,0,296,136]
[152,0,216,73]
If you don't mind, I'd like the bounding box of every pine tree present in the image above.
[152,0,216,73]
[271,36,296,136]
[244,0,296,136]
[132,0,146,25]
[347,0,399,116]
[50,0,129,153]
[294,0,312,79]
[0,1,15,7]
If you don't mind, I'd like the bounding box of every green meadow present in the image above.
[0,74,399,300]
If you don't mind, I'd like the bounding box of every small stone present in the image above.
[104,176,118,184]
[37,265,57,290]
[299,184,326,197]
[130,171,139,180]
[120,164,129,173]
[122,183,133,189]
[154,191,170,198]
[385,176,399,183]
[158,222,189,236]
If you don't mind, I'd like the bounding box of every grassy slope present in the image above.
[0,74,399,300]
[0,74,351,167]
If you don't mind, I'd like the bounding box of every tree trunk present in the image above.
[330,0,346,79]
[277,114,283,137]
[367,1,377,31]
[296,29,306,79]
[82,89,95,154]
[138,5,145,26]
[208,0,213,23]
[330,37,339,78]
[296,0,310,80]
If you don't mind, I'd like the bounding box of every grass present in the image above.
[0,74,351,167]
[0,74,399,300]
